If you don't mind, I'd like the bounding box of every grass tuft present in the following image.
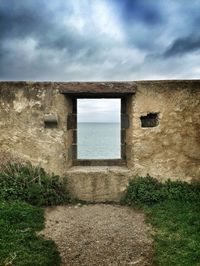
[0,162,70,206]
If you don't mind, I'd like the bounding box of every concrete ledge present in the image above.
[73,159,126,166]
[66,166,132,202]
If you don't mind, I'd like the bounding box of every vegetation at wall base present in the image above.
[0,162,71,265]
[122,175,200,266]
[0,163,71,206]
[121,175,200,206]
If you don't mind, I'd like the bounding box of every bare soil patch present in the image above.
[42,204,153,266]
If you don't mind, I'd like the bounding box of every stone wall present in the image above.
[0,80,199,201]
[131,81,200,182]
[0,82,73,176]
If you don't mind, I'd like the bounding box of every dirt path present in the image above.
[42,204,153,266]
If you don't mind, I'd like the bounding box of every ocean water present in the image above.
[77,123,121,159]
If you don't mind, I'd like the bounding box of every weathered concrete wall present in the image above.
[0,82,73,176]
[130,81,200,182]
[0,81,199,201]
[67,166,132,202]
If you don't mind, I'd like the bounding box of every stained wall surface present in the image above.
[129,81,200,182]
[0,82,73,176]
[0,81,199,201]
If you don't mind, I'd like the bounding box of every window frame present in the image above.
[68,95,129,167]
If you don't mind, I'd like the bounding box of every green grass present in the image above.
[0,201,60,266]
[122,176,200,265]
[145,201,200,266]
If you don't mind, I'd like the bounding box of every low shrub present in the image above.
[0,163,70,206]
[164,179,200,201]
[121,175,163,205]
[121,175,200,206]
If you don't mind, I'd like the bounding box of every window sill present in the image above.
[67,165,130,173]
[73,159,126,167]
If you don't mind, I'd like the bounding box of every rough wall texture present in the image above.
[0,82,73,176]
[0,81,199,201]
[131,81,200,182]
[67,166,132,202]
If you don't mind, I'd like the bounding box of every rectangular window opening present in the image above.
[77,98,121,160]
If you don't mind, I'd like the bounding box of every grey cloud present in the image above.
[78,99,121,123]
[0,1,50,39]
[164,35,200,57]
[0,0,126,81]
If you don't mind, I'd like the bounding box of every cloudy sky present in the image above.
[1,0,200,81]
[78,99,120,122]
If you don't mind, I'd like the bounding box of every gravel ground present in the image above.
[42,204,153,266]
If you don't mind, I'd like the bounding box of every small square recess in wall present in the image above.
[140,113,159,128]
[44,114,58,128]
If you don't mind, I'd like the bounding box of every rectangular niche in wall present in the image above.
[44,114,58,128]
[140,113,159,128]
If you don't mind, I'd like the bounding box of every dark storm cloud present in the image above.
[0,0,50,38]
[0,0,126,80]
[164,35,200,57]
[0,0,78,53]
[114,0,164,26]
